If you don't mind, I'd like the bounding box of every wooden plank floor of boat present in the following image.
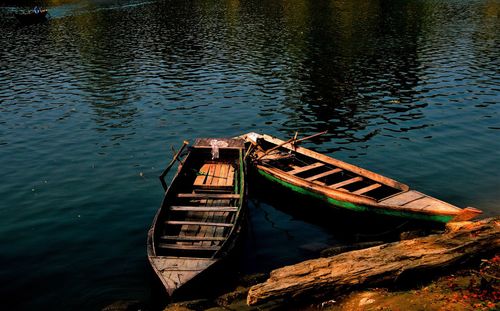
[379,190,461,213]
[165,162,237,252]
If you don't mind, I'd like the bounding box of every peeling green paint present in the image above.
[257,169,453,223]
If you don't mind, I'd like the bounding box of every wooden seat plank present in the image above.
[353,183,382,195]
[166,220,233,227]
[214,164,224,186]
[193,163,210,186]
[217,164,228,187]
[205,164,215,186]
[169,206,238,212]
[194,163,234,188]
[177,193,240,199]
[160,235,227,242]
[158,243,221,251]
[330,176,363,189]
[305,168,343,181]
[288,162,325,175]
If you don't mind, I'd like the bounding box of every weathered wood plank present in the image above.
[329,176,363,189]
[380,190,426,206]
[288,162,324,175]
[160,235,227,241]
[193,163,210,187]
[198,198,214,246]
[227,165,235,188]
[166,220,233,227]
[169,206,238,212]
[213,199,231,244]
[352,183,382,195]
[247,217,500,305]
[206,164,215,186]
[177,193,240,199]
[218,164,228,187]
[158,243,221,251]
[202,199,220,246]
[305,168,342,181]
[403,196,459,213]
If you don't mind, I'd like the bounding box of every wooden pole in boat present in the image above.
[244,143,255,161]
[257,130,328,160]
[293,130,328,144]
[290,131,299,151]
[159,140,189,191]
[170,146,185,166]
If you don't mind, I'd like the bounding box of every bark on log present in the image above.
[247,217,500,305]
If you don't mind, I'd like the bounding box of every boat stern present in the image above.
[149,256,218,297]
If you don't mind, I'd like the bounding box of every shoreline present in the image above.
[104,219,499,311]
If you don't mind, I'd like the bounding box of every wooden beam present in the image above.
[169,206,238,212]
[329,176,363,189]
[177,193,240,199]
[353,183,382,195]
[305,168,342,181]
[166,220,233,227]
[160,235,227,242]
[158,244,221,251]
[288,162,324,175]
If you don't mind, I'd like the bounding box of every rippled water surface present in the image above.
[1,0,499,309]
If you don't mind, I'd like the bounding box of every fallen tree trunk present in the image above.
[247,217,500,305]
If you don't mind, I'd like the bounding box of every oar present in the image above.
[159,140,189,191]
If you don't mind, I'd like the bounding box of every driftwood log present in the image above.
[247,217,500,305]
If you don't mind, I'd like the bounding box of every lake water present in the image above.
[0,0,498,309]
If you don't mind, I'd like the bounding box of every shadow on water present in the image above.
[249,171,443,244]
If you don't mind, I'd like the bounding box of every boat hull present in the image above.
[242,132,480,223]
[148,138,247,300]
[256,168,454,223]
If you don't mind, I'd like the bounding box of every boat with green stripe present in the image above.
[241,132,481,224]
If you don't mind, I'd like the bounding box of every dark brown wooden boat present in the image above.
[147,138,246,298]
[242,132,482,223]
[15,9,48,24]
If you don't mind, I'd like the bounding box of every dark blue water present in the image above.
[0,0,498,309]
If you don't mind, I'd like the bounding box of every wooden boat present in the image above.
[15,9,48,24]
[241,132,482,223]
[147,138,246,298]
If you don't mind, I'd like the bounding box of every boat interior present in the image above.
[154,143,244,259]
[253,137,468,216]
[255,139,403,201]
